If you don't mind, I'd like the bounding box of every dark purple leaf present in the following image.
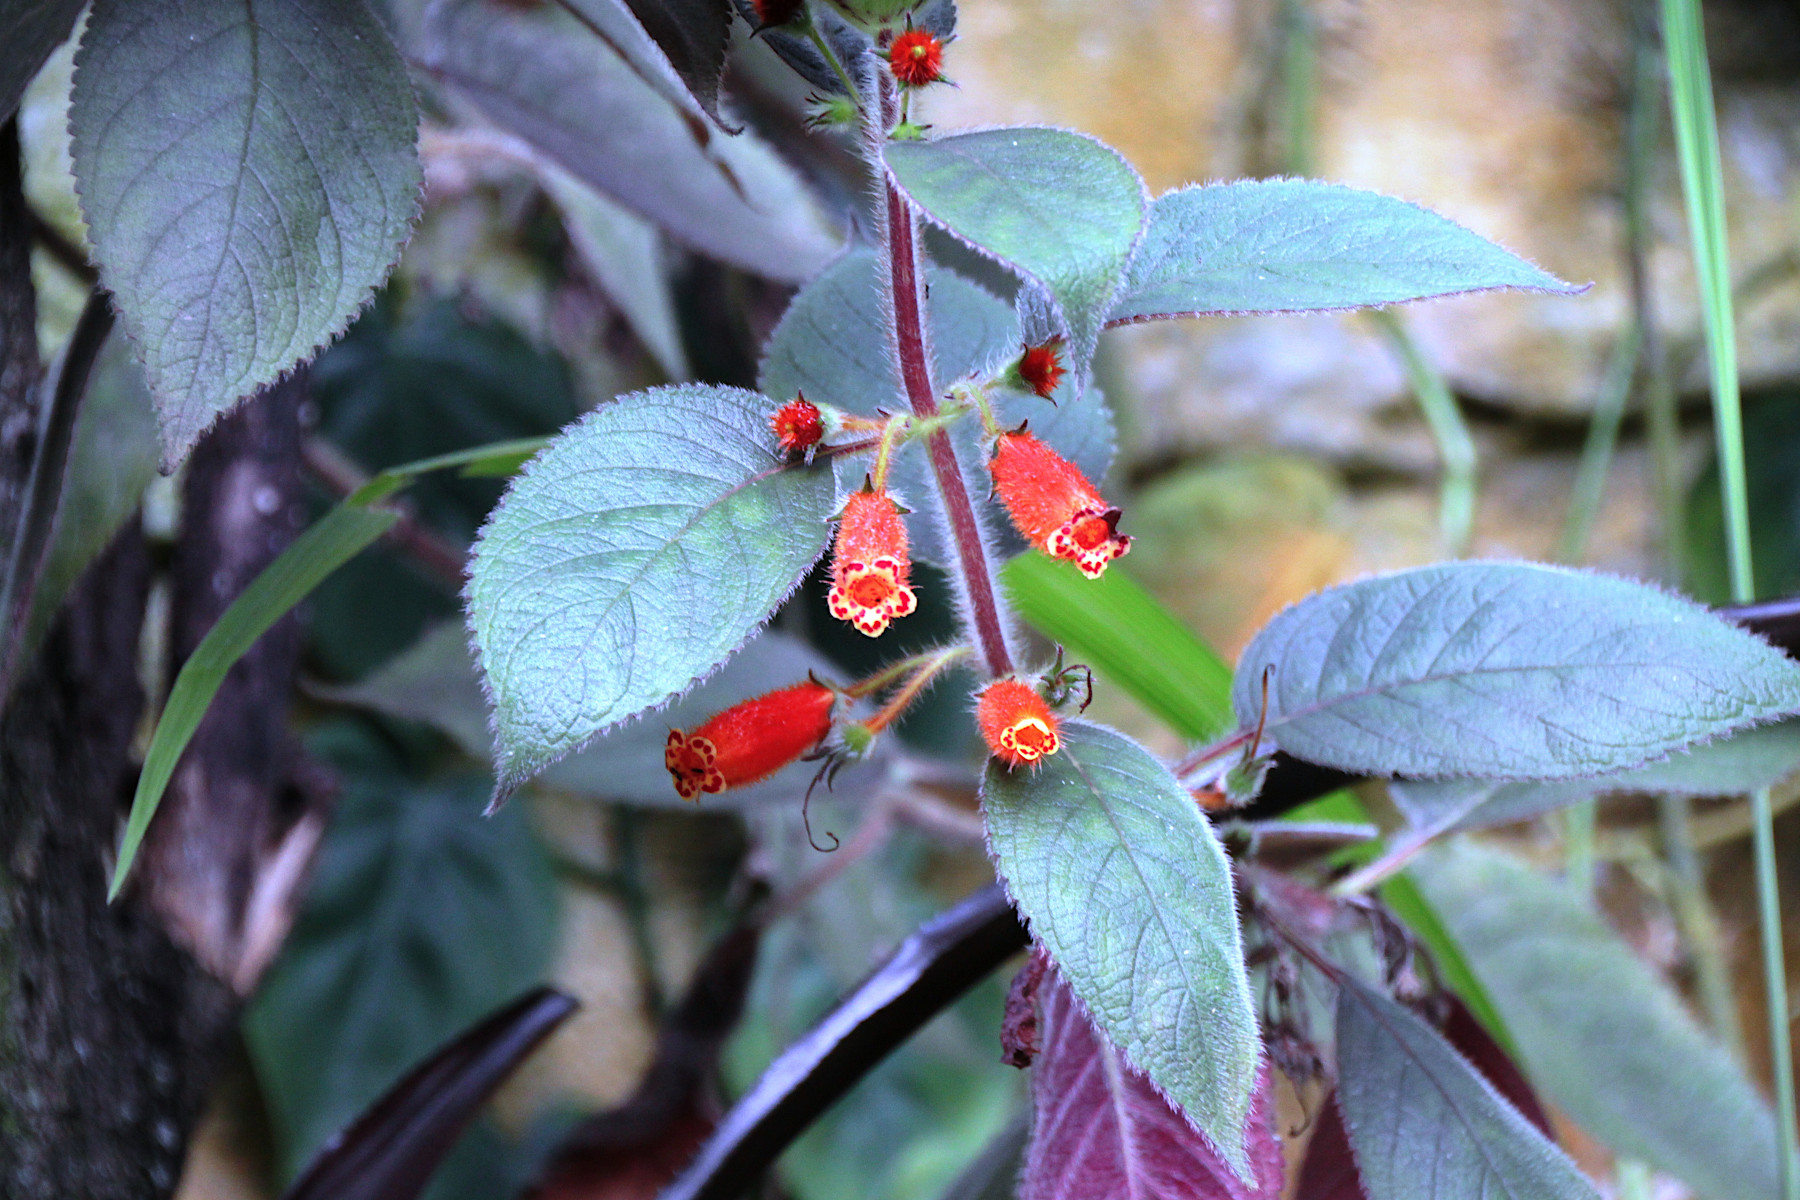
[615,0,731,121]
[1021,963,1284,1200]
[1293,1096,1361,1200]
[281,987,578,1200]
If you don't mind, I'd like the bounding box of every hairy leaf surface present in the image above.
[414,0,839,283]
[760,248,1114,564]
[246,765,557,1182]
[467,384,834,799]
[1021,965,1283,1200]
[1334,973,1597,1200]
[1232,562,1800,779]
[611,0,730,122]
[1413,843,1780,1200]
[70,0,421,468]
[0,0,83,122]
[886,129,1145,386]
[983,721,1259,1173]
[1391,717,1800,834]
[1110,180,1579,324]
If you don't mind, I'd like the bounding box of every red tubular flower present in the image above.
[771,395,824,456]
[828,487,918,636]
[977,679,1061,768]
[1016,342,1066,399]
[664,680,836,800]
[988,431,1130,578]
[889,29,945,87]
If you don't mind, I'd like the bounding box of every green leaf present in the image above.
[70,0,421,469]
[1413,842,1780,1200]
[981,721,1259,1174]
[1391,717,1800,834]
[412,0,840,283]
[111,502,398,899]
[1108,180,1580,325]
[244,760,557,1182]
[1000,552,1232,741]
[759,248,1115,565]
[0,0,82,122]
[467,384,834,800]
[885,129,1146,385]
[1334,971,1599,1200]
[1232,562,1800,780]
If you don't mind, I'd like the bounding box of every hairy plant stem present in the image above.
[882,179,1014,678]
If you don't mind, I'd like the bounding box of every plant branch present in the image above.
[880,166,1014,677]
[656,884,1027,1200]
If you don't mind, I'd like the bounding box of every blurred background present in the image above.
[15,1,1800,1197]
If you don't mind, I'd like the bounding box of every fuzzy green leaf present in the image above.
[885,129,1146,386]
[982,721,1259,1175]
[1413,843,1780,1200]
[69,0,421,469]
[759,247,1114,565]
[1232,562,1800,780]
[412,0,839,283]
[1391,717,1800,834]
[466,384,834,801]
[1334,971,1598,1200]
[245,762,557,1182]
[1109,180,1580,325]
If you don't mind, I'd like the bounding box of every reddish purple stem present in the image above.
[884,181,1014,679]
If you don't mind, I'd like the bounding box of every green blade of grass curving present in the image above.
[1660,0,1798,1194]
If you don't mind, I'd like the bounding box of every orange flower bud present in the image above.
[977,679,1061,768]
[1016,341,1066,399]
[988,432,1130,578]
[664,680,836,800]
[827,487,918,636]
[889,29,945,87]
[771,395,824,456]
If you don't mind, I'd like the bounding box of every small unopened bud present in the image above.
[888,29,945,87]
[1012,341,1067,399]
[751,0,806,28]
[988,432,1130,578]
[665,680,837,800]
[977,679,1061,769]
[771,395,825,456]
[827,486,918,636]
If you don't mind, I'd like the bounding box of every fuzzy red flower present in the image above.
[751,0,804,27]
[977,679,1061,768]
[827,487,918,636]
[889,29,944,87]
[771,396,824,456]
[988,432,1130,578]
[1017,342,1066,399]
[665,680,836,800]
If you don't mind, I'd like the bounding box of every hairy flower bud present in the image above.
[977,679,1061,768]
[751,0,805,28]
[771,395,825,456]
[1014,341,1067,399]
[888,29,945,87]
[665,680,836,800]
[827,487,918,636]
[988,432,1130,578]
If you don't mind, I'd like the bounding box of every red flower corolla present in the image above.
[827,487,918,636]
[889,29,945,87]
[977,679,1061,768]
[988,431,1130,578]
[664,680,836,800]
[771,395,824,456]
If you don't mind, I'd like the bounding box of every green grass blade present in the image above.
[1371,309,1476,556]
[1001,552,1233,741]
[110,504,399,899]
[349,436,551,504]
[1661,0,1797,1192]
